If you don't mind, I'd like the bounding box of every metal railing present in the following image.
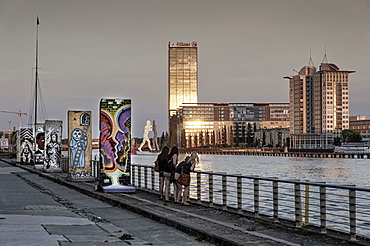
[130,163,370,242]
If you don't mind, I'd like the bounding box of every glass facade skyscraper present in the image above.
[168,41,198,118]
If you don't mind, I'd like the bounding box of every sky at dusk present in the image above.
[0,0,369,138]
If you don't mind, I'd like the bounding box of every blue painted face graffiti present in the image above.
[70,128,88,169]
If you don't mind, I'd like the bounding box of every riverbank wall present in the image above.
[179,148,369,159]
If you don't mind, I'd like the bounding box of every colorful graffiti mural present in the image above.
[98,98,134,192]
[67,111,94,181]
[44,120,62,172]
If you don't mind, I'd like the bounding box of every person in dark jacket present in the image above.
[164,146,178,202]
[155,146,169,199]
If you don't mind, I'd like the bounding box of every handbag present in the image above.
[154,160,159,172]
[178,172,190,186]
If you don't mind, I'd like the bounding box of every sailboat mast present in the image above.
[34,16,39,135]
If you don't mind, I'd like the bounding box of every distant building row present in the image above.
[168,42,361,150]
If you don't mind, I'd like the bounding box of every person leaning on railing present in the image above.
[179,152,199,206]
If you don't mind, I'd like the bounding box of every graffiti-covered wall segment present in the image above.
[19,128,33,164]
[44,120,63,172]
[98,98,134,192]
[67,111,93,181]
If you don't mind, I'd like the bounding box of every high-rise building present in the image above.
[314,62,353,133]
[168,41,198,118]
[287,65,316,135]
[285,56,354,149]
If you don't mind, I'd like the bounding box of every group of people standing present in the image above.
[155,146,199,205]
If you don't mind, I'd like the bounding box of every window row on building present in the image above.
[170,102,290,148]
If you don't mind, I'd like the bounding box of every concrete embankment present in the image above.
[1,158,363,246]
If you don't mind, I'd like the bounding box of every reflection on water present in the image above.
[132,152,370,188]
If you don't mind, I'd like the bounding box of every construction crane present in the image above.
[0,110,28,129]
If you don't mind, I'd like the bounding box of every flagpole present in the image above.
[34,16,39,150]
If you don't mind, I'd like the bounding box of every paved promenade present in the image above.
[0,159,360,246]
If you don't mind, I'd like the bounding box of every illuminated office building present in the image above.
[168,41,198,118]
[176,103,289,147]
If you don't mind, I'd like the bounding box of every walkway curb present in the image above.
[11,161,291,246]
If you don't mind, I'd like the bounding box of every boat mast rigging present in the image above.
[29,16,47,130]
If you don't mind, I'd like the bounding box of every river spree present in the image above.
[132,152,370,188]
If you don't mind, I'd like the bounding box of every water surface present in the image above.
[132,152,370,188]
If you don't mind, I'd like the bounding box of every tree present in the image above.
[241,124,246,143]
[247,123,252,147]
[222,126,227,146]
[181,129,186,148]
[194,134,198,147]
[205,130,210,147]
[341,129,362,143]
[286,137,290,148]
[229,125,234,147]
[234,123,240,145]
[333,136,341,146]
[211,131,216,146]
[160,132,165,149]
[198,131,202,147]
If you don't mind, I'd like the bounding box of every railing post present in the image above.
[197,172,201,204]
[138,166,141,188]
[144,166,148,189]
[349,189,356,241]
[237,176,242,213]
[273,180,278,222]
[304,180,310,226]
[131,165,136,186]
[222,175,227,210]
[254,179,259,217]
[320,186,327,234]
[151,168,155,191]
[209,172,214,207]
[295,183,302,227]
[91,160,95,178]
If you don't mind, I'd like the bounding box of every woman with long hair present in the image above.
[164,146,178,202]
[155,146,169,199]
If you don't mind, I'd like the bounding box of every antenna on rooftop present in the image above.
[322,45,328,63]
[308,48,314,66]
